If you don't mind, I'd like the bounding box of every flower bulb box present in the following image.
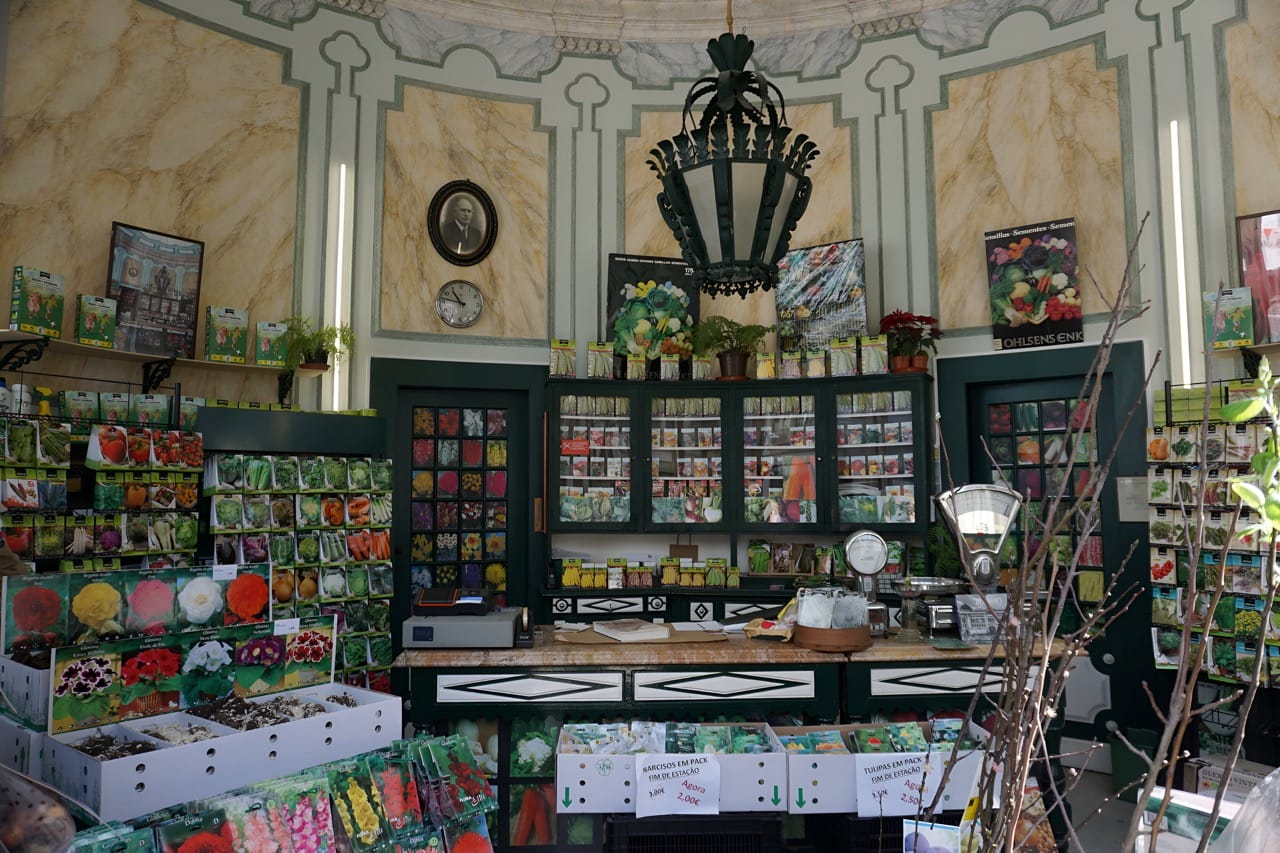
[0,710,43,776]
[554,722,788,814]
[0,654,52,731]
[39,685,399,822]
[774,723,988,816]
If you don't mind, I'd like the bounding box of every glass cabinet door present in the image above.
[554,393,633,527]
[741,392,818,525]
[648,394,724,526]
[834,388,917,525]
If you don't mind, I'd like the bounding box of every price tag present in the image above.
[212,565,237,581]
[274,617,301,635]
[636,753,720,818]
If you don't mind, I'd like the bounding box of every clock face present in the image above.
[435,280,484,328]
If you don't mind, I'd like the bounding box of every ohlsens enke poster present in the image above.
[985,217,1084,350]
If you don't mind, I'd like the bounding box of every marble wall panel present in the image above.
[1226,3,1280,217]
[1,0,299,402]
[932,43,1124,333]
[381,86,549,340]
[622,100,853,338]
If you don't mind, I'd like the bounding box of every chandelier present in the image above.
[648,29,819,299]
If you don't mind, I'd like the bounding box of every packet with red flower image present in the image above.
[156,810,233,853]
[443,816,495,853]
[283,617,336,688]
[424,734,497,820]
[223,569,271,626]
[124,571,178,635]
[116,636,183,719]
[367,753,425,838]
[4,573,69,653]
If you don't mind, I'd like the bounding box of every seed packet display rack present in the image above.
[0,407,401,820]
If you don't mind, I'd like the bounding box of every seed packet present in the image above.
[243,495,272,532]
[805,729,850,753]
[4,572,69,653]
[371,458,393,492]
[156,812,231,853]
[329,760,390,852]
[852,726,893,753]
[425,734,497,819]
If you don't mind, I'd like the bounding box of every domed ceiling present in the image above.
[378,0,959,40]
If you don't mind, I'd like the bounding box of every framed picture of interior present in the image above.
[106,222,204,359]
[1236,208,1280,344]
[428,180,498,266]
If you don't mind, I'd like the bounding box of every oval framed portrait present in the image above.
[428,180,498,266]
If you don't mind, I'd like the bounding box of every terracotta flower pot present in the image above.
[890,354,930,373]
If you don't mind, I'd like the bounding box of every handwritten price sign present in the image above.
[636,754,721,818]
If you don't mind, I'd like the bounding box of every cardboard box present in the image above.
[1137,786,1239,851]
[205,306,249,363]
[0,708,43,775]
[40,685,399,821]
[555,722,788,814]
[0,655,52,731]
[75,295,117,347]
[775,723,986,815]
[255,321,288,367]
[1192,754,1274,804]
[10,266,65,337]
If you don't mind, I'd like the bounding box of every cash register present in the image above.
[401,588,533,649]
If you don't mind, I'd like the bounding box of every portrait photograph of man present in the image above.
[428,182,498,266]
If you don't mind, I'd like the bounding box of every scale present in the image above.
[402,588,534,649]
[842,529,889,637]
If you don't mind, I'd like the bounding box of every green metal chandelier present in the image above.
[648,30,819,299]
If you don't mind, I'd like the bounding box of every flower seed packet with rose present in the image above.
[3,573,69,654]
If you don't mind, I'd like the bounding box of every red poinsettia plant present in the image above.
[879,310,942,358]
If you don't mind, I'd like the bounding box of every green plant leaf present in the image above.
[1221,398,1264,423]
[1231,481,1265,512]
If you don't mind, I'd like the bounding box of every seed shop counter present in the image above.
[393,630,1066,725]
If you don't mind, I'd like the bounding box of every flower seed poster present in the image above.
[606,254,698,361]
[985,218,1084,350]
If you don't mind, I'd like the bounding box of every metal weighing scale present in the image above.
[401,588,533,649]
[842,529,889,637]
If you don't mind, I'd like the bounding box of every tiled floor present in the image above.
[1067,769,1140,850]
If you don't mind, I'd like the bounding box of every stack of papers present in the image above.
[592,618,670,642]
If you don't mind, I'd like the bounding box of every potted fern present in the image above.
[692,316,774,380]
[283,316,356,373]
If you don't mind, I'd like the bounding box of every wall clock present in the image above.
[435,279,484,328]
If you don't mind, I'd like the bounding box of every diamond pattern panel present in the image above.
[437,671,623,703]
[634,670,814,701]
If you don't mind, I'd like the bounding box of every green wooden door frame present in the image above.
[369,358,548,649]
[936,341,1153,736]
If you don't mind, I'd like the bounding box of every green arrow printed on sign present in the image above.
[563,788,572,808]
[795,788,806,808]
[771,786,781,806]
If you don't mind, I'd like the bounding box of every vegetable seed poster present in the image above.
[985,218,1083,351]
[606,254,698,361]
[774,239,867,352]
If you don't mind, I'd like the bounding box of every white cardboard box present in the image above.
[776,723,986,816]
[555,722,788,814]
[0,710,42,776]
[1192,754,1275,804]
[40,685,399,821]
[0,654,51,730]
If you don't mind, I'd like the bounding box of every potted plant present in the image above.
[879,309,941,372]
[691,316,774,380]
[283,315,356,372]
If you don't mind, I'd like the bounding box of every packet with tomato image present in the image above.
[1150,547,1178,586]
[86,424,130,470]
[3,514,33,560]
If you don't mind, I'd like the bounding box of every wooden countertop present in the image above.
[393,628,1058,668]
